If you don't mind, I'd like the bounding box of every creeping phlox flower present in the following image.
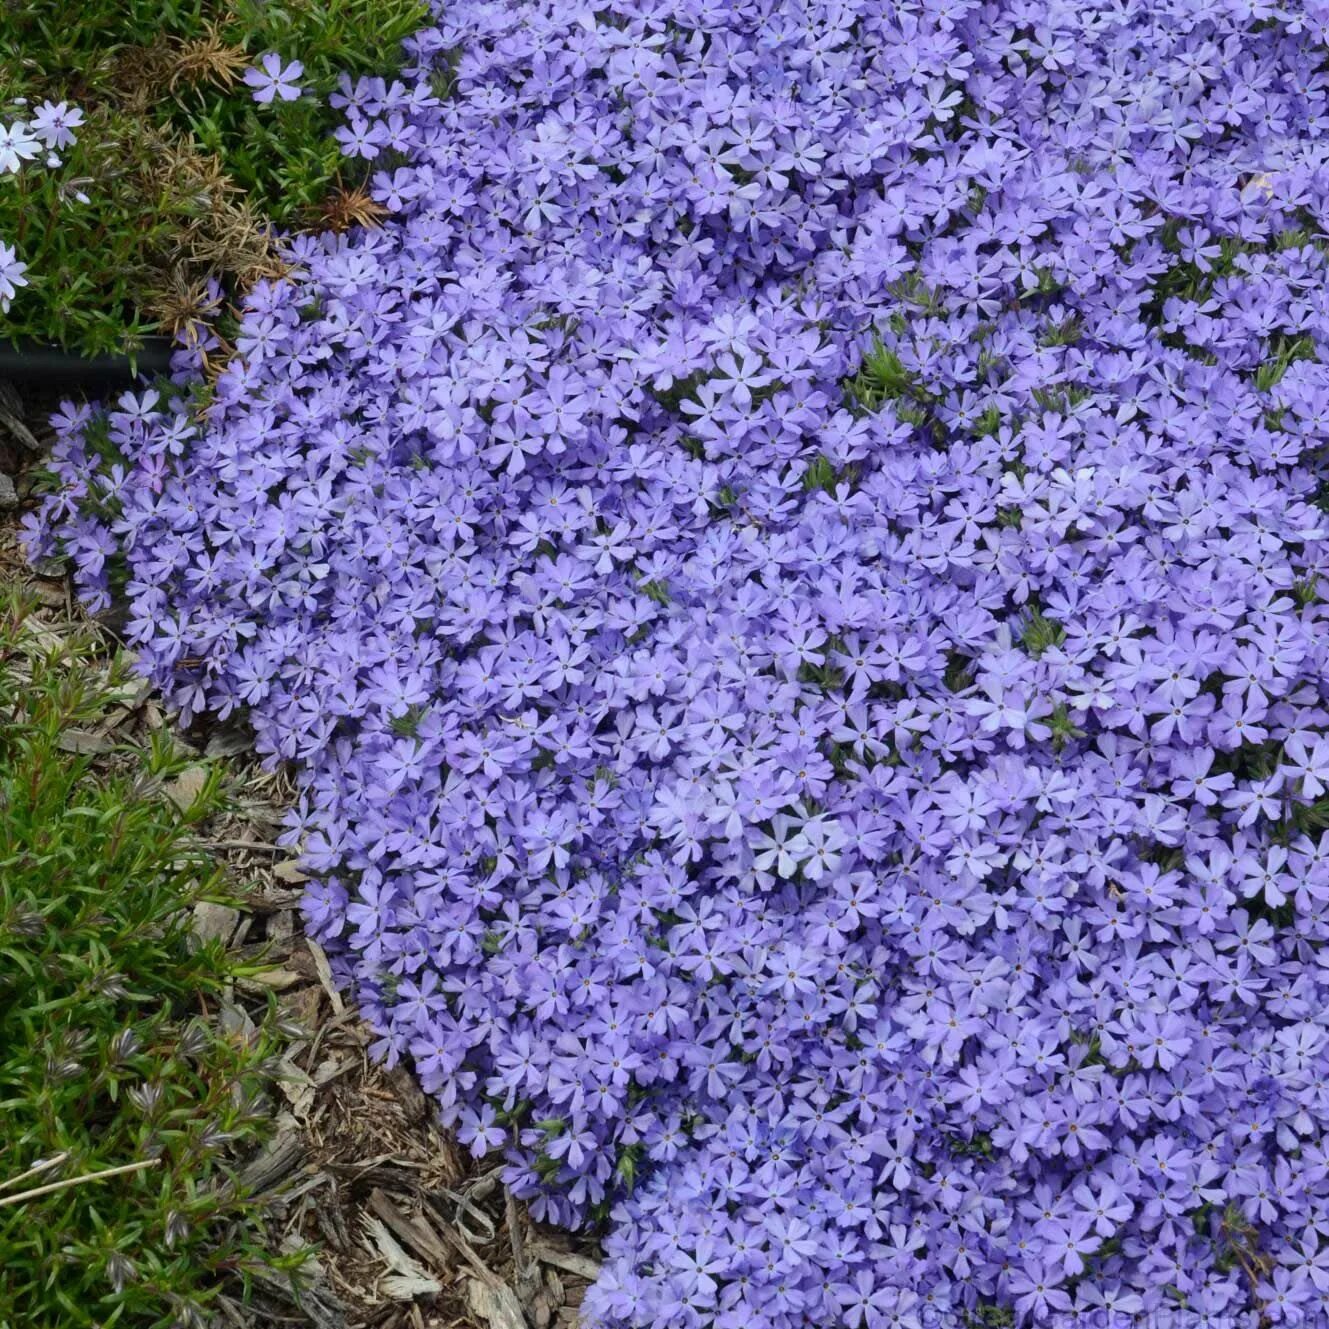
[243,53,305,105]
[0,119,41,175]
[0,241,27,313]
[29,1,1329,1326]
[0,100,80,311]
[28,100,84,152]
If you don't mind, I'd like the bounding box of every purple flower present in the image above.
[28,100,83,150]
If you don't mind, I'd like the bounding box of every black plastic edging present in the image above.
[0,338,176,389]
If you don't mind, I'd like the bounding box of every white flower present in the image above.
[0,241,28,312]
[0,121,40,174]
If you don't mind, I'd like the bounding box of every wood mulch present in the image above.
[0,378,599,1329]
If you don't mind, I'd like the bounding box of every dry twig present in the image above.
[0,1157,160,1208]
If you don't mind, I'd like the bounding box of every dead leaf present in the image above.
[273,859,309,883]
[277,983,322,1034]
[56,730,115,755]
[531,1290,553,1329]
[17,615,63,651]
[204,726,253,758]
[543,1268,564,1308]
[191,900,240,946]
[100,676,152,709]
[276,1053,317,1118]
[267,909,296,945]
[166,765,210,810]
[306,938,344,1013]
[312,1056,352,1088]
[238,967,303,992]
[218,1002,257,1047]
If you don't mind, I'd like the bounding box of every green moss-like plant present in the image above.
[0,592,301,1328]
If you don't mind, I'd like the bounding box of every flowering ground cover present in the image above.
[29,0,1329,1323]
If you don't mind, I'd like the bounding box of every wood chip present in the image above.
[367,1187,526,1328]
[508,1189,540,1306]
[244,1264,347,1329]
[384,1065,429,1126]
[244,885,304,911]
[528,1242,602,1283]
[0,390,41,451]
[362,1215,443,1301]
[464,1275,528,1329]
[239,1132,308,1195]
[273,858,309,883]
[267,909,296,945]
[367,1189,455,1274]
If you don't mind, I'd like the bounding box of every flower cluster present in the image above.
[30,0,1329,1325]
[0,98,82,311]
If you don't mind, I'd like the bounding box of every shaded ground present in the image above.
[0,380,597,1329]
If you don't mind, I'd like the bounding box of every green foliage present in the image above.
[965,1304,1016,1329]
[1047,702,1087,752]
[944,652,975,694]
[1039,315,1082,347]
[614,1142,644,1190]
[0,594,299,1328]
[947,1132,993,1159]
[1253,333,1315,392]
[801,454,837,493]
[639,578,671,605]
[1018,607,1066,658]
[0,106,240,361]
[845,336,919,412]
[1,0,429,356]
